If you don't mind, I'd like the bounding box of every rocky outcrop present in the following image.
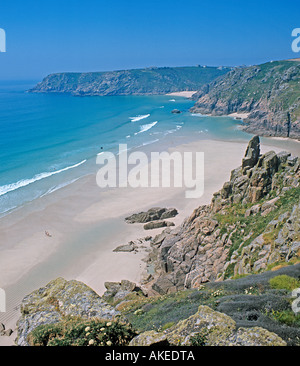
[143,137,299,294]
[16,278,118,346]
[129,305,286,346]
[144,221,175,230]
[125,207,178,224]
[29,66,230,96]
[113,236,152,252]
[0,323,13,337]
[102,280,141,304]
[190,61,300,139]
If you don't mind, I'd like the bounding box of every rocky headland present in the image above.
[29,66,229,96]
[190,60,300,139]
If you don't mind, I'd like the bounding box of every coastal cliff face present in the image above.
[144,136,300,294]
[29,66,230,96]
[190,61,300,139]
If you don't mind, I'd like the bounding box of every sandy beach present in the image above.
[0,136,299,346]
[166,91,197,98]
[228,112,250,119]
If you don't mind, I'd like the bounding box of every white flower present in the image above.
[85,326,91,332]
[88,339,94,345]
[106,322,112,327]
[106,341,112,346]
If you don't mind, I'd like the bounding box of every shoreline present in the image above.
[0,136,299,345]
[165,91,196,98]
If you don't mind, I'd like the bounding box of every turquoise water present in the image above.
[0,81,250,216]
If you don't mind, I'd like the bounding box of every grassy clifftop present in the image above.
[29,66,230,96]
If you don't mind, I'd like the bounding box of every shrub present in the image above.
[269,275,300,292]
[27,323,64,346]
[189,331,207,346]
[269,310,300,327]
[161,322,175,331]
[28,319,137,346]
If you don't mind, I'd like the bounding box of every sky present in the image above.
[0,0,299,80]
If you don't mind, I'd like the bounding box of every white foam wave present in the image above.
[169,99,176,102]
[135,139,160,149]
[0,160,87,197]
[134,121,158,135]
[190,113,204,117]
[163,125,183,136]
[40,178,80,198]
[129,114,150,122]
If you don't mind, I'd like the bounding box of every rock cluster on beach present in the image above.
[142,136,300,294]
[113,236,152,253]
[124,207,177,231]
[125,207,178,224]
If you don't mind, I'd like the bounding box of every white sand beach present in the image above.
[166,91,197,98]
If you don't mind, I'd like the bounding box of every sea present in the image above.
[0,80,258,217]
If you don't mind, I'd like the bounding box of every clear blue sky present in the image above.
[0,0,299,80]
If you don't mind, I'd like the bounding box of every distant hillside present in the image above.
[190,60,300,139]
[29,66,230,96]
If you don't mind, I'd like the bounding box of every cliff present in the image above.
[190,60,300,139]
[29,66,230,96]
[144,136,300,294]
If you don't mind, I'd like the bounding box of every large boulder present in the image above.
[16,278,118,346]
[144,221,175,230]
[129,305,286,346]
[125,207,178,224]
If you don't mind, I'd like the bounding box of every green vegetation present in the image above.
[117,286,231,333]
[268,309,300,327]
[27,319,136,346]
[269,275,300,291]
[215,185,300,279]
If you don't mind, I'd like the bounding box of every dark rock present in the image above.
[144,221,175,230]
[171,109,181,114]
[152,276,176,295]
[125,207,178,224]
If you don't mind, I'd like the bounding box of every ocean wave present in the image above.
[190,113,205,117]
[134,121,158,135]
[40,178,81,198]
[169,99,176,102]
[129,114,150,122]
[0,159,87,197]
[135,139,160,149]
[163,125,183,135]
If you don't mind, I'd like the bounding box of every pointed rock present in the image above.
[242,135,260,173]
